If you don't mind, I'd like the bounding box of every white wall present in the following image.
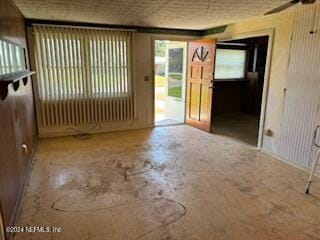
[278,4,320,173]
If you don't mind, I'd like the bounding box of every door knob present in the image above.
[144,76,150,82]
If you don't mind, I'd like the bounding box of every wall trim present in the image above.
[6,139,38,240]
[261,149,320,178]
[0,202,5,240]
[25,19,227,36]
[38,123,154,138]
[202,25,228,35]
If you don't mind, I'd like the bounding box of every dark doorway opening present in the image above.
[212,36,269,146]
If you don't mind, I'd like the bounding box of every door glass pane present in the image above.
[168,48,183,98]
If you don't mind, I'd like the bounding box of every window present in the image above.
[34,26,132,101]
[167,48,183,98]
[215,49,246,79]
[0,39,26,76]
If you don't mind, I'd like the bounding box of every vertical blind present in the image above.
[33,25,134,126]
[0,39,26,75]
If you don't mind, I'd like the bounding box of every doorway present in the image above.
[211,36,269,146]
[154,40,187,126]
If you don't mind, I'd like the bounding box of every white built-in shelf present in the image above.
[0,70,36,100]
[0,70,35,84]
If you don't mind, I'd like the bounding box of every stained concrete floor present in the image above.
[15,125,320,240]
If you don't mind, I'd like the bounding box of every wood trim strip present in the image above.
[25,19,227,36]
[5,139,39,240]
[0,203,6,240]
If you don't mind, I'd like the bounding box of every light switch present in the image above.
[264,129,273,137]
[22,144,28,154]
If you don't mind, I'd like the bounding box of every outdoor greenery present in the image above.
[155,75,165,87]
[155,75,165,102]
[168,86,182,98]
[155,41,167,57]
[168,73,182,81]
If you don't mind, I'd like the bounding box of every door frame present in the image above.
[210,28,275,149]
[152,36,194,126]
[164,42,188,123]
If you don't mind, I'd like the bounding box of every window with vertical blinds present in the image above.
[0,39,26,75]
[33,25,134,126]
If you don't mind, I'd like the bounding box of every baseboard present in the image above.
[39,123,154,138]
[6,138,39,240]
[260,149,320,178]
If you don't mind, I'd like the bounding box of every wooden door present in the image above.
[186,39,216,132]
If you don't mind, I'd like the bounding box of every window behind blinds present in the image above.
[33,26,134,127]
[0,39,26,75]
[215,49,247,79]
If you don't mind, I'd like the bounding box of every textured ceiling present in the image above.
[13,0,291,30]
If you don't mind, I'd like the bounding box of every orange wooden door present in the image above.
[186,39,216,132]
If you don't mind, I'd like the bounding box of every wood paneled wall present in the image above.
[0,0,37,239]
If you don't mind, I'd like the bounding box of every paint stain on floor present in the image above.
[14,125,320,240]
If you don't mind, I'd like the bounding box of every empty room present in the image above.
[1,0,320,239]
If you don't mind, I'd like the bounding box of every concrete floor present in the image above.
[212,113,260,146]
[155,118,181,126]
[15,125,320,240]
